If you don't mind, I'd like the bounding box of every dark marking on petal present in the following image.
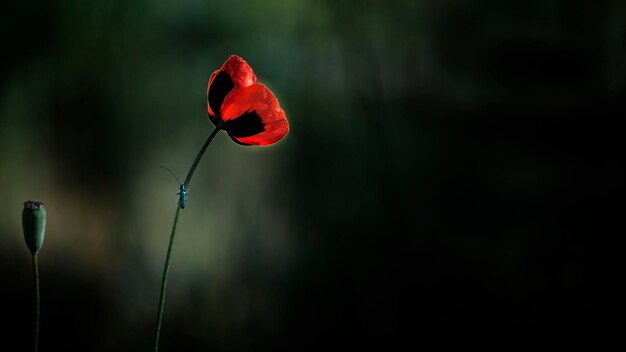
[225,110,265,138]
[208,71,234,119]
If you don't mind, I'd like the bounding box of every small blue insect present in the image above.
[160,165,188,209]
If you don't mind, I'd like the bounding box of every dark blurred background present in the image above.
[1,0,624,350]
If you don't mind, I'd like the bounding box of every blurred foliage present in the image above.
[1,0,624,350]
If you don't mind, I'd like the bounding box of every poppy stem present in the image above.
[32,253,40,352]
[152,205,180,352]
[184,124,223,188]
[153,124,222,352]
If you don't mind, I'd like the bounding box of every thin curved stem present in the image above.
[184,124,222,188]
[153,125,222,352]
[152,205,181,352]
[32,253,40,352]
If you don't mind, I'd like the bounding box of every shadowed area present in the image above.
[226,110,265,139]
[208,70,235,123]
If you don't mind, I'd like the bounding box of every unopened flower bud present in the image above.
[22,201,46,254]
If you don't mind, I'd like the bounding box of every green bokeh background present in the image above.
[1,0,624,350]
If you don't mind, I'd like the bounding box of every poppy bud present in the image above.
[22,201,46,254]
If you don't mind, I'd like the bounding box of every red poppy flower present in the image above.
[207,55,289,146]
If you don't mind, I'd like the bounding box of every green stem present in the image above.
[184,123,223,188]
[153,125,222,352]
[152,206,180,352]
[32,253,40,352]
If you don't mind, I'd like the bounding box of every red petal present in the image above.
[206,69,220,120]
[221,83,289,146]
[220,55,256,90]
[207,55,257,126]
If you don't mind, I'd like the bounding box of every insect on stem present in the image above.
[152,126,221,352]
[160,166,188,209]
